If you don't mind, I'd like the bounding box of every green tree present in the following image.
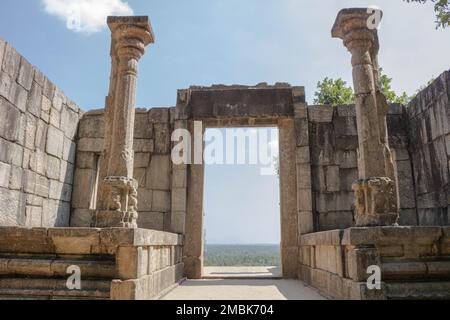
[404,0,450,28]
[314,71,412,107]
[379,69,412,105]
[313,77,354,106]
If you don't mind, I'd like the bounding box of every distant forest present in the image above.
[204,244,280,267]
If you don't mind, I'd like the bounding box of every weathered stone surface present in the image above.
[0,188,20,226]
[61,106,79,139]
[135,113,153,139]
[0,162,11,188]
[296,146,311,164]
[62,137,76,164]
[59,161,74,184]
[34,119,47,151]
[79,115,105,138]
[172,167,187,188]
[154,123,170,154]
[29,149,46,175]
[46,126,64,158]
[2,43,20,78]
[147,155,171,190]
[0,98,22,142]
[35,174,49,198]
[172,188,187,212]
[8,166,22,190]
[134,152,150,168]
[0,138,23,166]
[134,139,154,153]
[71,169,96,209]
[152,190,171,212]
[138,212,165,230]
[77,138,103,153]
[0,39,5,70]
[326,166,340,192]
[25,206,42,227]
[294,118,309,147]
[46,155,60,180]
[12,82,27,112]
[138,188,152,211]
[149,108,170,123]
[27,82,42,118]
[308,105,334,123]
[17,58,33,91]
[42,199,70,227]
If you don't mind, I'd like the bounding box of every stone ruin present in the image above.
[0,9,448,299]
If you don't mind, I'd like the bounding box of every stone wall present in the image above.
[299,227,450,300]
[407,70,450,226]
[308,104,417,231]
[0,38,83,228]
[0,227,184,300]
[71,108,174,230]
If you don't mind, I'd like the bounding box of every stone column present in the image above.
[332,9,399,226]
[95,16,154,228]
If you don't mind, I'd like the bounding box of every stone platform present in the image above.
[162,279,325,300]
[0,227,184,300]
[203,266,282,279]
[299,227,450,300]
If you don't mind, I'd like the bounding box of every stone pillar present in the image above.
[332,9,399,227]
[95,16,154,228]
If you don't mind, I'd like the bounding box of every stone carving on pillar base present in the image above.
[352,177,399,227]
[95,177,138,228]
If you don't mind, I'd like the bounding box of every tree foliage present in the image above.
[314,71,412,106]
[405,0,450,28]
[379,69,411,105]
[313,77,354,106]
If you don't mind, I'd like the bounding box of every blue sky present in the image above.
[1,1,449,244]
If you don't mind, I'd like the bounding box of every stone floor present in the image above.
[162,279,325,300]
[203,266,282,279]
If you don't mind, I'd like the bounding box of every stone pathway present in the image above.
[162,279,325,300]
[203,266,282,279]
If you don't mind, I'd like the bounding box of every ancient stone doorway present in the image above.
[201,127,282,278]
[183,119,301,280]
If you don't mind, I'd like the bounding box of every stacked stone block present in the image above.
[407,71,450,226]
[299,227,450,300]
[71,107,174,230]
[308,104,418,231]
[309,105,358,231]
[387,104,418,225]
[0,38,82,228]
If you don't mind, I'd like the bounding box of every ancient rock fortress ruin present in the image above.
[0,8,449,300]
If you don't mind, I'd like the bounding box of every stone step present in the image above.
[0,288,110,300]
[0,257,116,279]
[0,277,111,299]
[382,261,450,281]
[385,281,450,300]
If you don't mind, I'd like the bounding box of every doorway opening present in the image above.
[202,127,281,279]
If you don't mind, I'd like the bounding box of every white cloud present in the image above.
[42,0,133,33]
